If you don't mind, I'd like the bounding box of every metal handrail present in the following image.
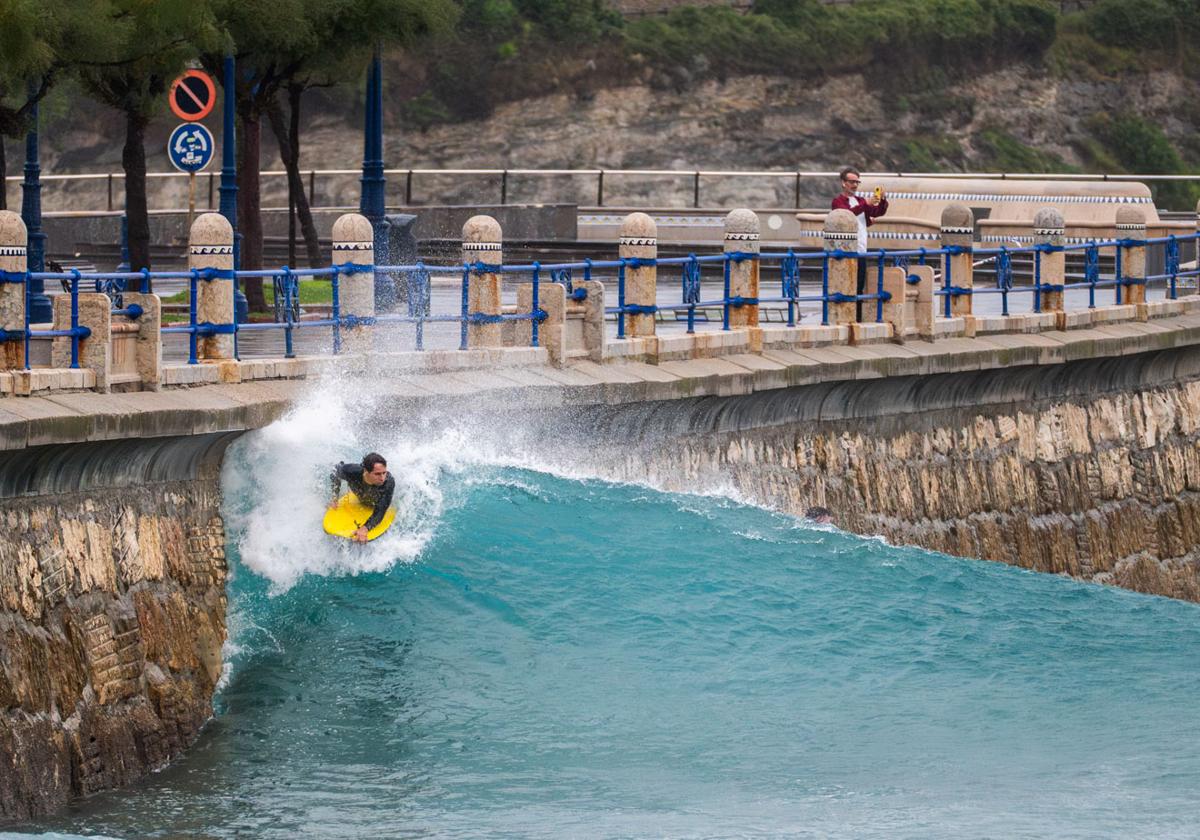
[14,167,1200,184]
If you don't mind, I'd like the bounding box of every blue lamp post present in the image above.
[219,54,248,323]
[20,83,50,324]
[359,48,392,309]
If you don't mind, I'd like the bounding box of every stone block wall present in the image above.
[587,348,1200,602]
[0,442,230,822]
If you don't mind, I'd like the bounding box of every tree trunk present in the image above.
[122,110,152,280]
[0,137,6,211]
[237,107,266,310]
[266,90,322,268]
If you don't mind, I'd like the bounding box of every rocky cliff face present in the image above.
[0,442,230,822]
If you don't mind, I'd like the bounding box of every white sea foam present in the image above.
[220,375,814,591]
[221,378,484,590]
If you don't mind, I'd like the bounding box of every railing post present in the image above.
[0,211,27,369]
[51,291,109,391]
[619,212,657,338]
[823,208,858,325]
[1034,207,1065,318]
[940,204,973,324]
[725,209,760,331]
[1116,206,1147,314]
[463,215,503,348]
[1193,198,1200,296]
[121,290,161,390]
[881,265,908,343]
[190,212,235,361]
[911,264,937,341]
[332,213,375,355]
[517,265,567,365]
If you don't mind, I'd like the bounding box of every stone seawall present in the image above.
[6,321,1200,818]
[0,433,235,821]
[582,348,1200,602]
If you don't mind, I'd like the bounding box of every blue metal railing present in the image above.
[1,231,1198,369]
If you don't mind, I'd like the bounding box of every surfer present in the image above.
[329,453,396,542]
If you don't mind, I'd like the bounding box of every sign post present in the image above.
[168,123,215,230]
[168,69,218,243]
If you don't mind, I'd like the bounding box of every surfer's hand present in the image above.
[353,526,368,542]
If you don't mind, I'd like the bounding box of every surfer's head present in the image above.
[805,506,833,525]
[361,452,389,486]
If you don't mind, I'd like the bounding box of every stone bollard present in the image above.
[1116,206,1147,310]
[463,215,503,348]
[619,212,657,338]
[823,209,858,325]
[190,213,235,361]
[940,204,974,320]
[51,292,111,391]
[725,209,761,331]
[0,211,27,369]
[1033,207,1065,316]
[121,292,161,390]
[332,213,375,355]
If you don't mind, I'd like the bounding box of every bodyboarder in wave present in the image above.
[328,453,396,543]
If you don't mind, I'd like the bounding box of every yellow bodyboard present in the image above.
[323,492,397,541]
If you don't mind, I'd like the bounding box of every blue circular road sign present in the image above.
[168,123,215,173]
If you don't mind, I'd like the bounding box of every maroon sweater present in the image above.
[831,193,889,225]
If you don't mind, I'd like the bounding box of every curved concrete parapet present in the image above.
[569,342,1200,603]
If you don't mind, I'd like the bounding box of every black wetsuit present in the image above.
[330,462,395,531]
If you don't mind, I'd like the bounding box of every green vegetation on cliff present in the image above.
[417,0,1057,122]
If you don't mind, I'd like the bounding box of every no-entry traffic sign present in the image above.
[169,69,216,122]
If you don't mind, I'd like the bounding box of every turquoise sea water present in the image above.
[9,402,1200,838]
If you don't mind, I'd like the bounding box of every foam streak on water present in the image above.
[10,384,1200,839]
